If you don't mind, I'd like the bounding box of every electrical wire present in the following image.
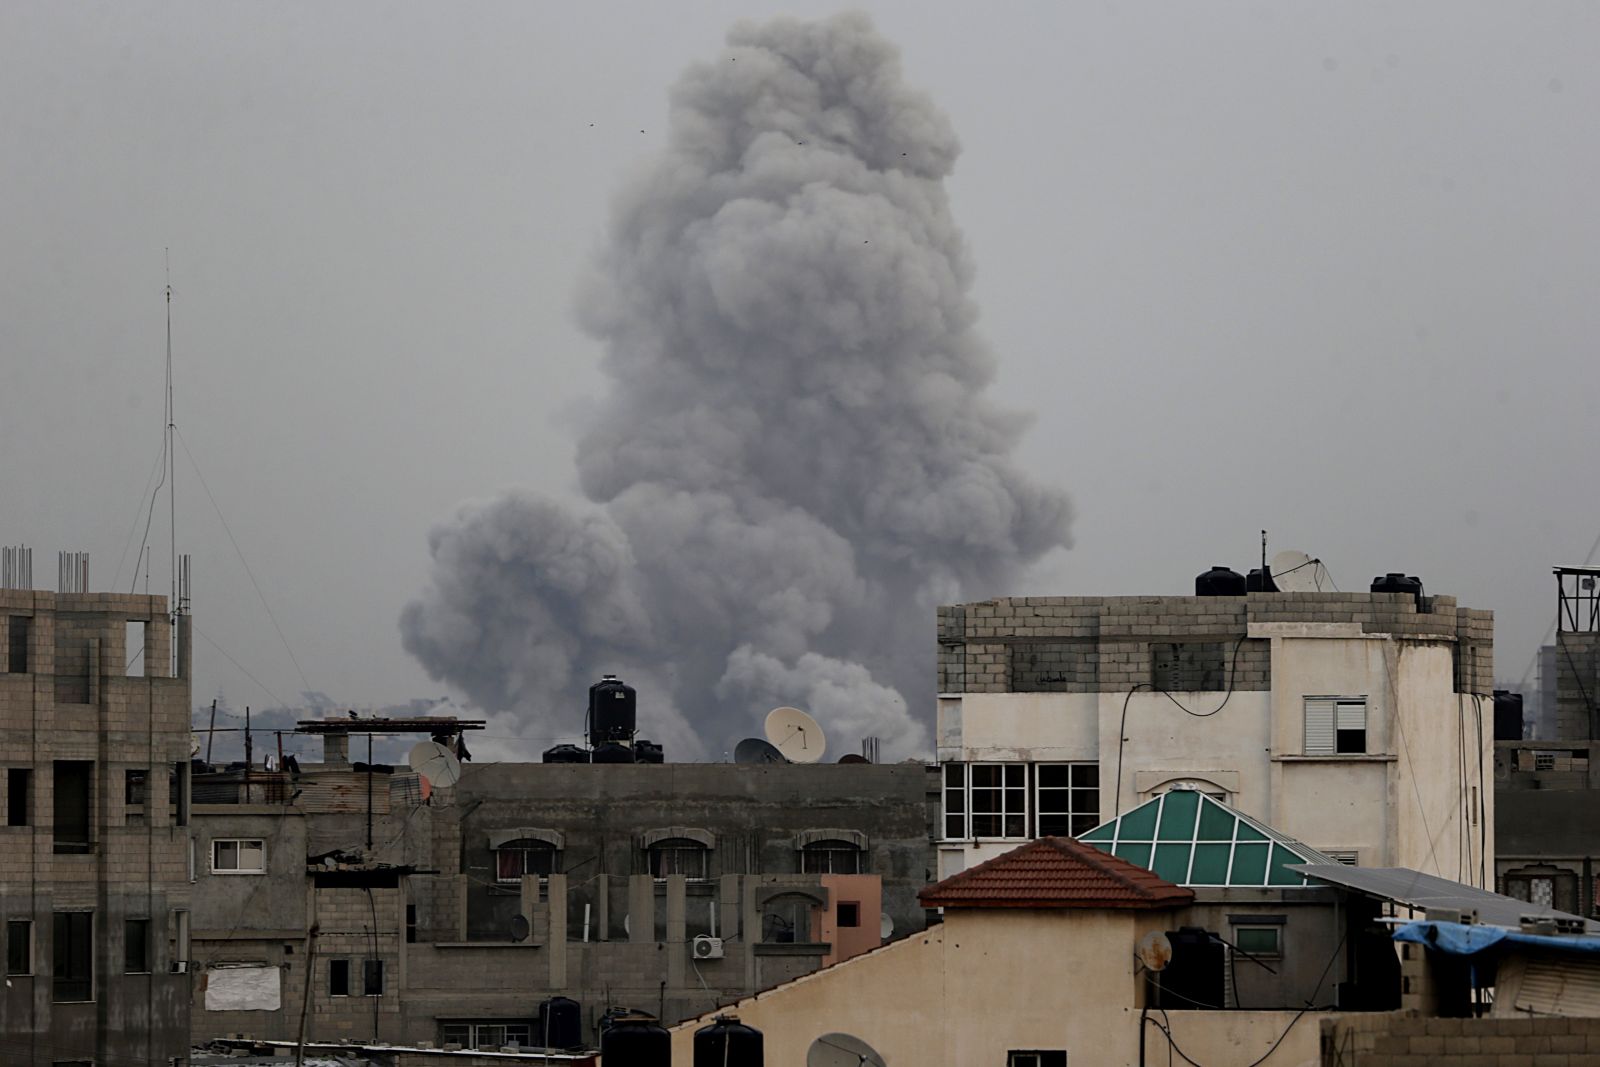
[1114,636,1249,816]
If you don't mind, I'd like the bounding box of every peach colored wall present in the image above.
[820,873,881,966]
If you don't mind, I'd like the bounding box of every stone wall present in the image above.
[938,593,1493,697]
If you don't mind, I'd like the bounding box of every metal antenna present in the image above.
[167,251,177,623]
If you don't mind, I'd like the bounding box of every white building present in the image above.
[935,587,1495,884]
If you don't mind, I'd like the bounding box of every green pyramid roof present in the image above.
[1076,787,1338,888]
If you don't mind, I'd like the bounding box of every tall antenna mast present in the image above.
[167,250,177,623]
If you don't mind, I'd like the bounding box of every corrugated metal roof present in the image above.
[1292,865,1599,932]
[1499,955,1600,1017]
[919,837,1194,910]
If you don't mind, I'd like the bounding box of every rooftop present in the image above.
[919,836,1193,910]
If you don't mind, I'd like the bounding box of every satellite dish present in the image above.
[735,738,787,765]
[1271,550,1333,593]
[879,913,894,940]
[809,1033,889,1067]
[623,914,631,937]
[765,707,826,764]
[1136,930,1173,972]
[407,741,462,787]
[189,734,202,758]
[838,753,870,764]
[509,914,530,943]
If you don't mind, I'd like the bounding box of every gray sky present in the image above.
[3,3,1595,747]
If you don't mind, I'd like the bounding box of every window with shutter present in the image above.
[1303,699,1335,755]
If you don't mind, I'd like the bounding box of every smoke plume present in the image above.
[401,12,1071,760]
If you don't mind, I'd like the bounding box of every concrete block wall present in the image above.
[1553,632,1599,741]
[939,592,1492,697]
[1323,1014,1600,1065]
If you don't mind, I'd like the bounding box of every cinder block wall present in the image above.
[938,593,1493,697]
[1323,1014,1600,1065]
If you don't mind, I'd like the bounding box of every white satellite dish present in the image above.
[623,914,631,937]
[407,741,462,787]
[1271,550,1332,593]
[879,912,894,941]
[1136,930,1174,972]
[189,734,202,758]
[809,1033,889,1067]
[765,707,826,764]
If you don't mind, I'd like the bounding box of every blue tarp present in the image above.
[1394,921,1600,958]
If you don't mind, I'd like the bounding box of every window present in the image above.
[801,840,864,874]
[169,761,189,826]
[1233,926,1281,958]
[124,918,150,973]
[1304,698,1367,756]
[363,958,385,996]
[762,895,817,943]
[1036,763,1099,837]
[406,904,418,944]
[8,768,29,826]
[328,958,350,996]
[52,761,92,854]
[1323,850,1359,866]
[837,902,860,928]
[7,616,28,673]
[1009,1052,1066,1067]
[7,918,31,975]
[211,838,265,874]
[969,764,1026,838]
[125,769,147,807]
[52,912,93,1002]
[648,838,709,881]
[441,1022,534,1050]
[943,763,966,839]
[495,839,560,883]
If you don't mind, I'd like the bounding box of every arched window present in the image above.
[495,838,560,883]
[800,840,864,875]
[648,838,709,881]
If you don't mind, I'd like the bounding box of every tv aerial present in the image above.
[1271,549,1334,593]
[407,740,462,787]
[765,706,826,764]
[808,1033,889,1067]
[734,738,787,765]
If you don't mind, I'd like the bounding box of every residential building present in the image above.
[1495,567,1600,914]
[935,585,1495,884]
[0,584,194,1066]
[188,730,936,1050]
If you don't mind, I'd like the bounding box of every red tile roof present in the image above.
[918,837,1194,910]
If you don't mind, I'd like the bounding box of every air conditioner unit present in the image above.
[692,935,724,960]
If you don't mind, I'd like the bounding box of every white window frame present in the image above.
[1303,697,1368,756]
[210,838,266,875]
[942,763,968,841]
[1232,925,1282,960]
[648,839,710,882]
[442,1021,534,1049]
[1034,762,1100,838]
[966,762,1028,840]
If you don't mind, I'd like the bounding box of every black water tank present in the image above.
[1371,573,1424,599]
[1156,927,1225,1009]
[589,674,637,743]
[1246,567,1278,593]
[601,1014,671,1067]
[537,996,582,1049]
[542,744,590,764]
[1195,566,1246,597]
[694,1016,763,1067]
[591,741,635,765]
[634,739,664,764]
[1493,690,1525,742]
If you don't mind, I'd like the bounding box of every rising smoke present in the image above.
[401,12,1071,760]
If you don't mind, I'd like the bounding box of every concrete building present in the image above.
[935,586,1495,884]
[189,733,935,1050]
[1494,569,1600,914]
[0,584,194,1065]
[668,828,1351,1066]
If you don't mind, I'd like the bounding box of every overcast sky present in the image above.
[3,3,1595,749]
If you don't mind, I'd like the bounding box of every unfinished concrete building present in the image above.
[188,727,935,1051]
[0,570,194,1065]
[935,577,1495,884]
